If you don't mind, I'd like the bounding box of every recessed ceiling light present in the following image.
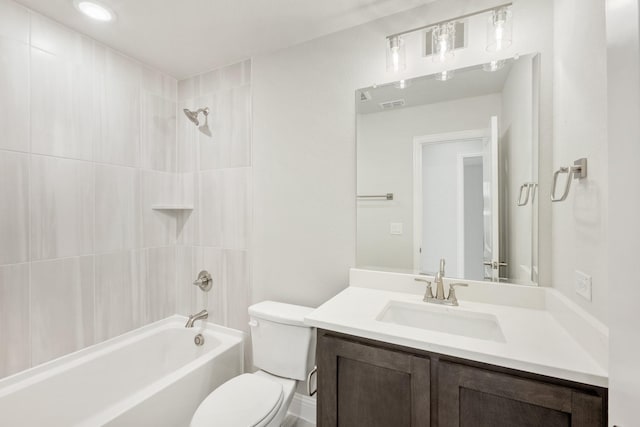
[73,0,115,22]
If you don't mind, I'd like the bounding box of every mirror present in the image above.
[356,54,539,285]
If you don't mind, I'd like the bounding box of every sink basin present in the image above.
[376,301,506,342]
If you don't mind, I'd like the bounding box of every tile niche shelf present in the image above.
[151,204,194,211]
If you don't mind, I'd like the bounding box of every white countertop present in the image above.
[305,284,608,387]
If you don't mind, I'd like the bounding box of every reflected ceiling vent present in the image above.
[379,99,405,109]
[359,91,372,102]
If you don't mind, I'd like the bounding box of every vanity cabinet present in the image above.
[316,330,606,427]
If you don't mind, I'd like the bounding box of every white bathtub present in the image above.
[0,316,244,427]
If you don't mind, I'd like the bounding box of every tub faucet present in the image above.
[185,309,208,328]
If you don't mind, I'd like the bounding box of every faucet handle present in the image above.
[447,282,468,305]
[193,270,213,292]
[415,278,434,300]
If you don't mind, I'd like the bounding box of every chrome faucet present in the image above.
[414,258,468,306]
[434,258,446,300]
[185,309,208,328]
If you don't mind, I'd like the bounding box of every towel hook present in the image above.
[551,158,587,202]
[517,182,537,206]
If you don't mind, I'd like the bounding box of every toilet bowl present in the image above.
[190,301,316,427]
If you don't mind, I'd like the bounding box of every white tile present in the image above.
[142,67,177,101]
[0,39,29,152]
[95,165,141,253]
[141,92,177,172]
[30,47,95,161]
[177,99,199,173]
[94,46,141,167]
[94,250,144,342]
[144,247,176,323]
[30,156,94,260]
[198,93,222,171]
[201,170,224,246]
[0,151,28,265]
[0,263,30,378]
[223,249,250,332]
[222,167,251,250]
[142,170,178,247]
[176,246,223,323]
[178,77,198,102]
[30,256,94,366]
[220,61,244,91]
[229,85,252,167]
[30,13,92,65]
[199,69,220,95]
[178,170,222,246]
[0,0,29,43]
[197,87,251,170]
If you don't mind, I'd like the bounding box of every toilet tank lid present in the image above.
[248,301,315,327]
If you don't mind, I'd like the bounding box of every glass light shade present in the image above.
[486,7,512,52]
[386,36,406,73]
[483,59,506,72]
[435,69,455,81]
[432,22,456,62]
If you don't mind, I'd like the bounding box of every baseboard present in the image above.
[288,392,316,424]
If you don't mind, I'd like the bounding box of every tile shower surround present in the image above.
[0,0,252,378]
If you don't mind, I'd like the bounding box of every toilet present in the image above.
[190,301,316,427]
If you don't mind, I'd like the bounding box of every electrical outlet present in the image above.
[390,223,403,235]
[575,270,592,301]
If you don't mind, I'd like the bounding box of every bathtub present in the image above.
[0,316,244,427]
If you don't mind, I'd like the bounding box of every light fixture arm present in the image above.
[385,2,512,41]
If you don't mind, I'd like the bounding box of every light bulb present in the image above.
[386,36,406,73]
[487,7,512,52]
[432,23,456,63]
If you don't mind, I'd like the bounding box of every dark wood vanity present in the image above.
[316,329,607,427]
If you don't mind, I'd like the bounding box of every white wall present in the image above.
[0,0,179,378]
[356,95,501,271]
[552,0,608,323]
[252,0,553,307]
[606,0,640,423]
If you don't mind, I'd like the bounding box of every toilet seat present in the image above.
[190,374,284,427]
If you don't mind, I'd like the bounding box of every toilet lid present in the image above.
[191,374,284,427]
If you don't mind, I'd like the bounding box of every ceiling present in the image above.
[16,0,433,79]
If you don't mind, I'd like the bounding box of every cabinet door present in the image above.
[317,334,430,427]
[438,361,604,427]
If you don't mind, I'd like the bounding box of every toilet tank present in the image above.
[248,301,316,381]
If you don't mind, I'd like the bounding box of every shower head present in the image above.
[183,107,209,126]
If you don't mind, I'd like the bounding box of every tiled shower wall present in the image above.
[0,0,179,378]
[175,60,253,337]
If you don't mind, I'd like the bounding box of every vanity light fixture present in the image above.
[486,6,513,52]
[73,0,115,22]
[483,59,506,72]
[384,3,512,72]
[432,22,456,62]
[386,36,406,73]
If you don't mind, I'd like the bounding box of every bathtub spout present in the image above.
[185,310,208,328]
